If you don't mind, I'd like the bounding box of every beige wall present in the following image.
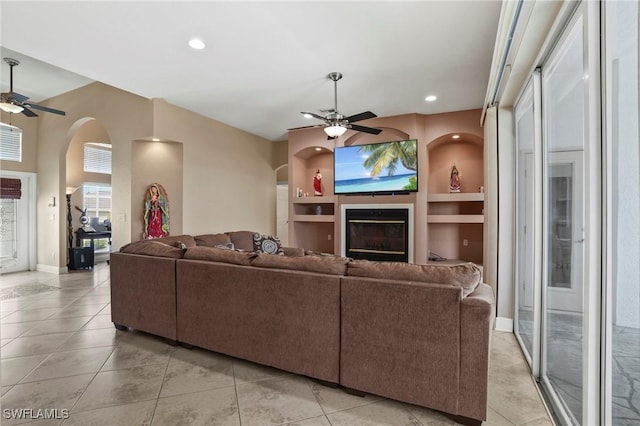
[33,82,152,272]
[151,99,276,236]
[29,85,278,271]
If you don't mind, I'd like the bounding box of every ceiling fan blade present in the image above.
[287,124,325,131]
[21,107,38,117]
[300,111,327,122]
[350,124,382,135]
[25,103,66,116]
[345,111,377,123]
[4,92,30,103]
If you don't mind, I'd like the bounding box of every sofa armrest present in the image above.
[458,283,495,421]
[462,282,495,307]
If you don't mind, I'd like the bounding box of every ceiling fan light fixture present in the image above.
[0,102,24,114]
[324,125,347,138]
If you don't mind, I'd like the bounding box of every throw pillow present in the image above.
[253,233,284,256]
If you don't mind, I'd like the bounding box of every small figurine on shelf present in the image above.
[449,164,461,193]
[313,168,323,196]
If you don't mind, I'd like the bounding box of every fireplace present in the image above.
[341,205,413,262]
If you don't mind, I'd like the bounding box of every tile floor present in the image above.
[1,263,554,425]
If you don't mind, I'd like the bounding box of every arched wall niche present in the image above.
[131,139,184,241]
[426,132,484,194]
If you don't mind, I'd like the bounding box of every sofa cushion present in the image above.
[347,260,482,296]
[305,250,336,257]
[283,246,305,257]
[226,231,256,252]
[194,233,232,247]
[251,253,349,276]
[120,240,185,259]
[151,234,196,248]
[183,246,256,266]
[253,233,284,255]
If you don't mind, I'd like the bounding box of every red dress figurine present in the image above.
[313,169,323,196]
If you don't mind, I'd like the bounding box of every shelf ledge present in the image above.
[292,214,335,223]
[427,214,484,224]
[427,193,484,202]
[292,196,335,204]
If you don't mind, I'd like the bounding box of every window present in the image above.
[83,184,112,222]
[0,123,22,162]
[83,143,112,174]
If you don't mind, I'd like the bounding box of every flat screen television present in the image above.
[334,139,418,195]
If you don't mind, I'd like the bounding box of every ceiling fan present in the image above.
[0,57,66,117]
[300,72,381,139]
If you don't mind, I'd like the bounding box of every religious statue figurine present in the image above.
[449,164,461,193]
[313,168,323,196]
[143,183,170,239]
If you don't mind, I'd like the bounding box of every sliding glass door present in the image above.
[513,1,639,424]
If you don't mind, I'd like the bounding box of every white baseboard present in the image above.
[36,264,66,275]
[494,317,514,332]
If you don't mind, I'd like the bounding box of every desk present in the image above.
[75,229,112,251]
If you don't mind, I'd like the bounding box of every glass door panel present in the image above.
[514,78,540,365]
[605,1,640,424]
[542,9,587,424]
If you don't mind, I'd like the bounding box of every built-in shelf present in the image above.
[292,214,335,223]
[292,196,336,204]
[427,214,484,224]
[427,193,484,202]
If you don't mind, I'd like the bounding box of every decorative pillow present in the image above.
[347,260,482,296]
[253,233,284,256]
[120,240,185,259]
[226,231,256,252]
[183,246,256,266]
[194,233,232,248]
[251,253,349,276]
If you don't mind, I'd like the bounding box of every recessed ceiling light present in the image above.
[425,95,437,102]
[303,113,313,119]
[188,38,205,50]
[151,138,160,142]
[452,135,460,139]
[315,147,322,151]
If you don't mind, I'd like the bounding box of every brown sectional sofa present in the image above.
[110,232,495,424]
